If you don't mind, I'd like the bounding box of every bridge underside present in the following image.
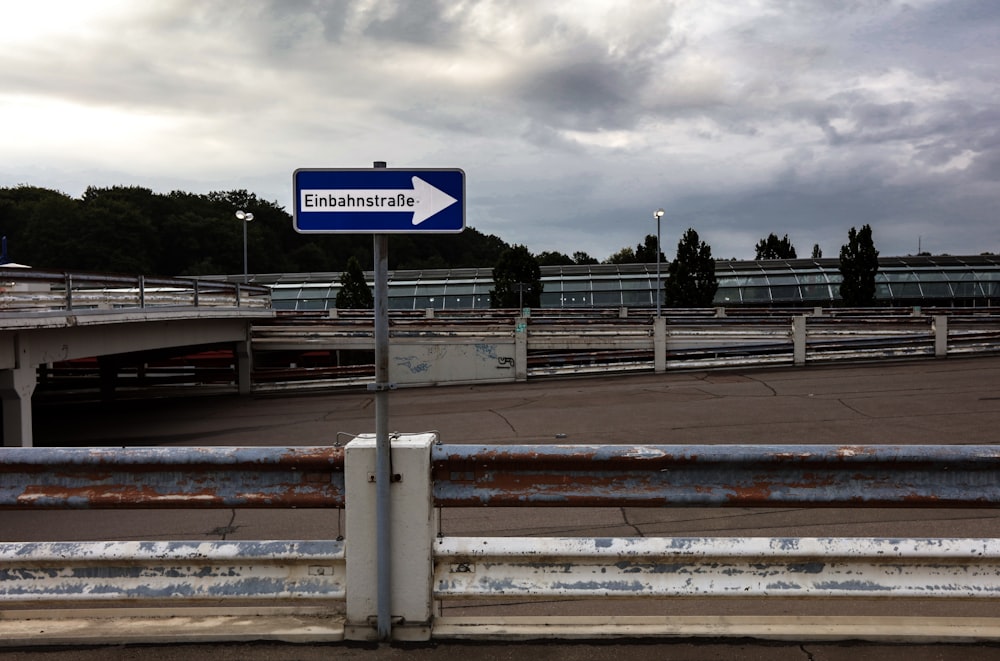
[1,313,258,447]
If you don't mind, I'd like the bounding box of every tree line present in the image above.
[0,185,510,275]
[0,184,879,308]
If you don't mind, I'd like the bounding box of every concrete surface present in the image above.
[4,356,1000,659]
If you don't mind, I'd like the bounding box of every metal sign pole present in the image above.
[372,162,392,641]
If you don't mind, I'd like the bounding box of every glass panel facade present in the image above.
[237,256,1000,310]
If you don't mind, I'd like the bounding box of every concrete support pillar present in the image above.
[235,338,252,395]
[934,315,949,358]
[618,307,628,319]
[345,433,437,642]
[1,341,36,447]
[514,317,528,382]
[424,308,435,319]
[653,317,667,373]
[714,307,727,318]
[793,315,808,367]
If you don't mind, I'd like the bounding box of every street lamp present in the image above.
[654,208,665,317]
[235,210,254,283]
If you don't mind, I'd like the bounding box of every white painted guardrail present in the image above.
[4,436,1000,645]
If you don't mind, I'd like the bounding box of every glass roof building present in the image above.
[252,255,1000,311]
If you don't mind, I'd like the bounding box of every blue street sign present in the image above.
[293,168,465,234]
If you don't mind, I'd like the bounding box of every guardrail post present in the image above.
[65,274,73,311]
[345,433,437,642]
[793,315,807,366]
[514,317,528,382]
[653,317,666,373]
[138,275,145,308]
[934,315,948,357]
[1,341,36,447]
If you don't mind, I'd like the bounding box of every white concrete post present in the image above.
[514,317,528,382]
[1,341,36,447]
[793,315,807,367]
[344,432,437,642]
[653,317,667,373]
[934,315,948,358]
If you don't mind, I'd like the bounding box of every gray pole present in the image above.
[372,161,392,641]
[655,212,662,318]
[242,219,248,284]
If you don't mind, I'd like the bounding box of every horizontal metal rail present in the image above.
[431,444,1000,507]
[0,447,345,509]
[435,536,1000,600]
[0,269,270,313]
[0,540,345,604]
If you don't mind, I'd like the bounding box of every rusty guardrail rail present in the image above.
[4,441,1000,644]
[430,444,1000,507]
[0,446,345,509]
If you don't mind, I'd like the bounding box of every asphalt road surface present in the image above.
[5,356,1000,660]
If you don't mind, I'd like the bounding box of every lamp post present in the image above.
[654,208,665,317]
[235,210,254,283]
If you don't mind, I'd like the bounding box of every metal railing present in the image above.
[0,268,270,313]
[3,439,1000,644]
[250,308,1000,387]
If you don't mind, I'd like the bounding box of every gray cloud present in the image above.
[0,0,997,264]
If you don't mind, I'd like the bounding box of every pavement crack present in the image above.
[207,509,241,540]
[745,374,778,396]
[620,508,644,537]
[800,644,816,661]
[490,408,517,434]
[837,397,870,417]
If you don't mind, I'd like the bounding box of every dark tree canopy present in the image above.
[490,244,542,308]
[634,234,665,264]
[335,255,373,309]
[663,228,719,307]
[755,233,797,260]
[605,235,664,265]
[839,224,880,306]
[0,185,511,277]
[536,250,575,266]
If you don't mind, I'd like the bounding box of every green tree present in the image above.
[811,244,823,259]
[838,224,879,306]
[605,246,636,264]
[536,250,575,266]
[755,233,797,260]
[573,251,599,265]
[634,234,665,263]
[663,228,719,307]
[490,244,542,308]
[335,256,373,309]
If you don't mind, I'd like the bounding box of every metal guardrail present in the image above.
[0,540,345,605]
[0,268,270,312]
[4,440,1000,646]
[249,308,1000,387]
[430,444,1000,507]
[0,447,345,509]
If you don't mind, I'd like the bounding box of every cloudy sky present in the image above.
[1,0,998,263]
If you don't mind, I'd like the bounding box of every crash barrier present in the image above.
[3,438,1000,644]
[0,268,270,313]
[251,307,1000,388]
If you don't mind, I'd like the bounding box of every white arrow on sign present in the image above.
[299,176,458,226]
